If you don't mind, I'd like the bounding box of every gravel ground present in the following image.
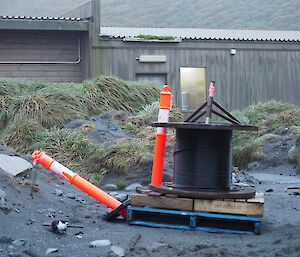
[1,117,299,257]
[0,163,299,257]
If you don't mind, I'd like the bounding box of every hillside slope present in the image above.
[0,0,299,30]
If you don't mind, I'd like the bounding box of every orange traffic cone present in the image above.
[150,85,172,187]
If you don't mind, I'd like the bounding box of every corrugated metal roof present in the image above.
[100,27,300,42]
[0,15,89,22]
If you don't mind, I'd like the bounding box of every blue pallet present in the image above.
[127,206,262,235]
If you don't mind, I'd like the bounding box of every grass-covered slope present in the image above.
[1,77,299,182]
[232,101,300,169]
[0,76,161,181]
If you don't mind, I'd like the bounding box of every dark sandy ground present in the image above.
[1,115,300,257]
[0,162,300,257]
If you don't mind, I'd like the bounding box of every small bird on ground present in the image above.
[51,220,68,233]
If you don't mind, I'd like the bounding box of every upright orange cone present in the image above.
[32,150,126,218]
[150,85,172,187]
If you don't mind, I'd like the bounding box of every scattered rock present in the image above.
[53,189,63,196]
[114,193,128,202]
[109,191,118,197]
[76,197,86,204]
[125,183,142,192]
[266,188,274,192]
[111,245,125,256]
[22,249,39,257]
[231,173,237,183]
[0,236,12,244]
[66,193,76,199]
[64,119,93,129]
[47,208,56,214]
[128,234,142,251]
[104,184,118,191]
[247,161,260,170]
[46,248,59,255]
[0,154,33,176]
[0,200,11,214]
[75,232,83,239]
[12,239,27,246]
[0,188,6,199]
[145,242,168,251]
[288,146,296,162]
[90,239,111,247]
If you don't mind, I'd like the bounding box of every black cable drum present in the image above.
[173,128,232,191]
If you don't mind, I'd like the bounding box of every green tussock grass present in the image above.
[233,132,278,167]
[83,76,159,114]
[123,101,182,136]
[2,118,42,153]
[99,138,153,174]
[0,76,159,129]
[30,128,102,175]
[0,76,160,182]
[291,126,300,170]
[232,100,300,169]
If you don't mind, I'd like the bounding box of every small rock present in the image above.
[66,193,76,199]
[12,239,27,246]
[111,245,125,256]
[0,188,6,199]
[109,191,118,197]
[14,209,20,213]
[53,189,63,196]
[46,248,59,255]
[293,191,300,196]
[115,193,128,202]
[266,188,273,192]
[231,173,237,183]
[125,183,142,192]
[247,161,260,170]
[76,197,86,204]
[0,201,11,214]
[0,154,33,176]
[47,208,56,214]
[288,146,296,162]
[0,236,12,244]
[145,242,168,251]
[104,184,118,191]
[90,240,111,247]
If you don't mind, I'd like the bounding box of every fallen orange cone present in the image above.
[32,150,128,219]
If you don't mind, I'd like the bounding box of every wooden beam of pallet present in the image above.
[131,194,194,211]
[194,193,264,216]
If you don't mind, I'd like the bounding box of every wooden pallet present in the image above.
[131,192,194,211]
[127,206,262,235]
[131,191,264,216]
[194,192,264,216]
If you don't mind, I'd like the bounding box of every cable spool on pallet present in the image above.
[150,81,258,199]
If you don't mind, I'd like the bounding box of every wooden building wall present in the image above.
[96,39,300,110]
[0,30,85,82]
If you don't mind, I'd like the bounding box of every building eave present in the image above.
[0,19,89,31]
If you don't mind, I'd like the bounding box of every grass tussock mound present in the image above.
[232,100,300,169]
[1,76,299,180]
[0,76,162,182]
[0,76,159,129]
[84,77,160,114]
